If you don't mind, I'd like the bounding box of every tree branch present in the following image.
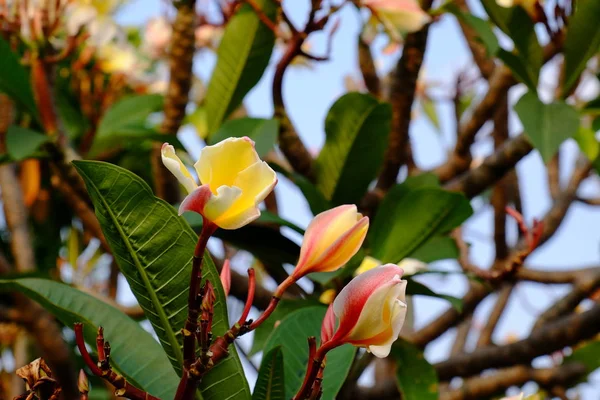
[435,303,600,380]
[375,0,433,191]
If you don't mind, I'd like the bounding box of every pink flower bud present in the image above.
[320,303,336,344]
[220,259,232,297]
[292,205,369,278]
[323,264,407,358]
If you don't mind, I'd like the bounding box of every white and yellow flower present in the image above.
[161,137,277,230]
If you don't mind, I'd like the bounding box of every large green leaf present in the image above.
[263,307,356,400]
[73,161,250,400]
[205,0,277,135]
[0,37,38,120]
[563,0,600,95]
[369,180,472,264]
[315,93,391,205]
[0,278,179,399]
[209,118,279,158]
[6,125,49,160]
[252,346,285,400]
[514,91,580,163]
[392,339,439,400]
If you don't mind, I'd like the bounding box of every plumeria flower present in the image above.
[355,256,427,276]
[195,24,224,50]
[364,0,432,44]
[321,264,408,357]
[66,0,124,46]
[143,16,171,59]
[291,205,369,279]
[96,42,147,80]
[161,137,277,230]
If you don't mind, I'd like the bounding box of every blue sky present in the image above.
[118,0,600,397]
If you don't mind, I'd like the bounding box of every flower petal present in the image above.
[397,258,427,275]
[194,137,260,191]
[296,205,363,273]
[202,185,243,223]
[320,303,336,344]
[312,216,369,272]
[332,264,404,341]
[161,143,198,194]
[178,184,212,216]
[210,161,277,229]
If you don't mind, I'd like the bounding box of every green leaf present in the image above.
[253,346,286,400]
[73,161,250,400]
[315,93,391,205]
[392,339,439,400]
[369,182,472,264]
[0,278,179,399]
[55,89,89,140]
[481,1,542,89]
[0,37,38,120]
[96,94,164,138]
[514,91,580,163]
[409,236,459,263]
[406,279,463,311]
[563,340,600,383]
[573,127,600,173]
[6,125,49,160]
[498,50,538,91]
[209,118,279,158]
[205,0,277,135]
[480,0,514,34]
[263,307,355,400]
[445,5,499,56]
[250,299,321,356]
[563,0,600,95]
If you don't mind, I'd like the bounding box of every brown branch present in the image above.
[451,313,473,356]
[358,35,381,98]
[375,0,433,192]
[454,0,495,79]
[435,303,600,380]
[516,265,600,284]
[532,268,600,331]
[548,153,560,200]
[0,95,78,399]
[435,43,559,183]
[444,134,533,199]
[406,281,490,348]
[153,0,197,202]
[491,96,510,261]
[439,363,586,400]
[476,283,513,348]
[273,38,315,180]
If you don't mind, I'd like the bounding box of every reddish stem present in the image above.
[74,323,102,376]
[293,340,338,400]
[237,268,256,325]
[96,327,105,361]
[248,275,295,330]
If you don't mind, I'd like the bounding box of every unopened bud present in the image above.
[78,370,89,394]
